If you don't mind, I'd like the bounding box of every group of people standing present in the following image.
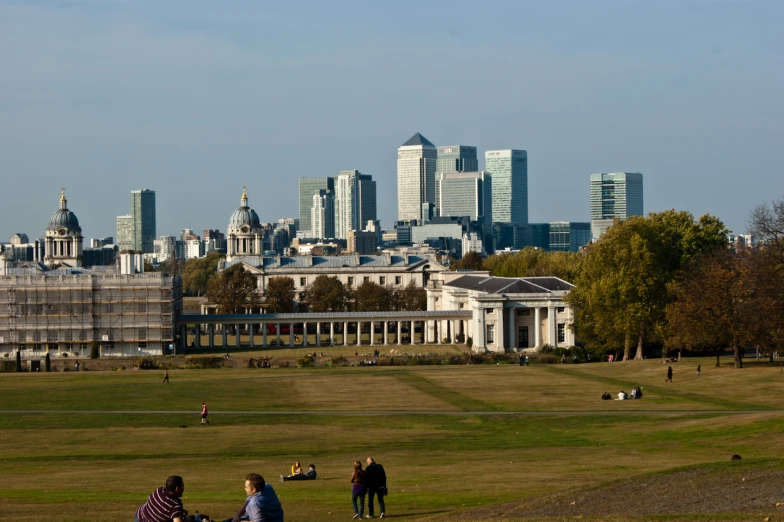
[350,457,387,519]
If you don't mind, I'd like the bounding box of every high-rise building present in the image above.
[299,177,334,235]
[589,172,643,241]
[398,133,437,223]
[358,174,377,227]
[437,171,492,233]
[335,170,375,239]
[131,189,156,253]
[435,145,478,216]
[311,189,335,239]
[116,215,133,252]
[549,222,592,252]
[485,149,528,225]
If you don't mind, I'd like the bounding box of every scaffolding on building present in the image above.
[0,271,182,357]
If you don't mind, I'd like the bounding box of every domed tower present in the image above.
[44,188,83,268]
[226,187,263,260]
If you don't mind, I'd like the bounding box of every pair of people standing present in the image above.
[350,457,387,519]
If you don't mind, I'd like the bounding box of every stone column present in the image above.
[534,307,542,348]
[384,322,389,345]
[397,321,402,345]
[316,322,321,347]
[208,324,214,348]
[302,323,308,347]
[343,322,348,346]
[548,306,557,347]
[222,324,228,348]
[509,308,516,351]
[236,324,241,348]
[329,322,335,346]
[249,324,254,348]
[262,323,268,347]
[496,307,505,351]
[195,325,201,348]
[370,322,375,346]
[436,320,441,344]
[276,323,281,346]
[289,323,294,347]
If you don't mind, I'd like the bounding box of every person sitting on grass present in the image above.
[282,464,317,481]
[224,473,283,522]
[617,390,627,400]
[280,461,303,481]
[135,475,187,522]
[601,392,612,400]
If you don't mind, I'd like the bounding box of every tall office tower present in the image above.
[398,133,437,223]
[116,215,133,251]
[589,172,644,241]
[131,189,157,253]
[435,145,478,216]
[299,177,334,235]
[357,174,377,226]
[335,170,361,239]
[311,189,335,239]
[485,149,528,225]
[437,171,492,233]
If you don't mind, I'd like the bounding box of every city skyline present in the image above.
[0,2,781,240]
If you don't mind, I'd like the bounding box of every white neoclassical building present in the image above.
[226,187,264,260]
[426,271,575,353]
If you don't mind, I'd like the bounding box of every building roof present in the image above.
[401,132,434,147]
[445,275,574,294]
[224,254,442,271]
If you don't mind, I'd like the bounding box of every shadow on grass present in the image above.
[393,372,494,412]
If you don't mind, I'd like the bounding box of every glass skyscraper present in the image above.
[485,149,528,225]
[437,171,492,233]
[435,145,478,216]
[589,172,643,241]
[549,222,592,252]
[299,177,334,235]
[398,133,437,223]
[131,189,156,253]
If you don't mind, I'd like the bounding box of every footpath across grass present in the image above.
[1,358,784,521]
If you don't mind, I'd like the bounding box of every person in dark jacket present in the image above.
[666,366,673,382]
[365,457,387,519]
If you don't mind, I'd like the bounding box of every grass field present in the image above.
[2,357,784,521]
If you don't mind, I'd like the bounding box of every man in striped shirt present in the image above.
[135,475,187,522]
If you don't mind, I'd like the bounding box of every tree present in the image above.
[748,196,784,272]
[566,211,728,360]
[301,275,348,312]
[483,247,583,282]
[265,277,296,313]
[182,252,225,296]
[206,264,260,314]
[354,281,393,312]
[666,247,784,368]
[393,281,426,311]
[451,252,484,271]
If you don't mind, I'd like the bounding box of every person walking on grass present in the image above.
[201,402,210,424]
[350,460,367,519]
[696,364,701,376]
[666,366,673,382]
[163,369,169,383]
[366,457,387,519]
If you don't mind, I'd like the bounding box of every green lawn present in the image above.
[1,358,783,521]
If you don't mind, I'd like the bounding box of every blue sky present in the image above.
[1,0,782,240]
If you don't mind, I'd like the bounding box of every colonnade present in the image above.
[181,317,471,350]
[478,304,571,352]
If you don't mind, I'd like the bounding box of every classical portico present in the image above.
[427,271,575,353]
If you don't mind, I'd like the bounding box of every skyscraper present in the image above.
[437,171,492,234]
[435,145,478,216]
[397,133,437,223]
[589,172,644,241]
[116,215,133,252]
[311,189,335,239]
[335,170,361,239]
[299,177,334,235]
[131,189,156,253]
[357,173,377,227]
[485,149,528,225]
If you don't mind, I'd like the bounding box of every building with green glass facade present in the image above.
[589,172,643,241]
[485,149,528,225]
[299,177,334,236]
